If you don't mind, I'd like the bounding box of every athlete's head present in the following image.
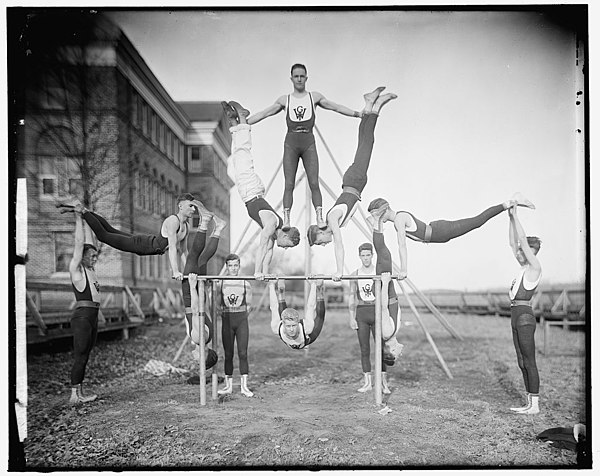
[383,336,404,366]
[177,193,196,218]
[281,307,301,339]
[358,242,373,267]
[276,227,301,248]
[290,63,308,91]
[82,244,98,269]
[516,236,542,265]
[307,224,333,246]
[225,253,241,276]
[368,197,390,214]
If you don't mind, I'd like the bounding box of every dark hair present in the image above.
[358,243,373,253]
[290,63,307,75]
[526,236,542,253]
[83,244,98,256]
[306,224,320,247]
[283,227,301,247]
[177,193,195,203]
[367,198,389,212]
[225,253,240,263]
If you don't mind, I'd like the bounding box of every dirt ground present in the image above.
[24,306,587,469]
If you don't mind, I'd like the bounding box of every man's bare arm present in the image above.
[314,92,361,118]
[247,97,286,125]
[69,214,85,280]
[393,214,409,279]
[303,281,318,334]
[268,282,281,334]
[163,215,183,279]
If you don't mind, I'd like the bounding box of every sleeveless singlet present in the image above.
[509,267,541,301]
[286,93,316,133]
[354,269,376,305]
[327,192,360,229]
[397,211,428,242]
[278,321,309,349]
[161,214,187,239]
[221,280,248,313]
[72,267,100,303]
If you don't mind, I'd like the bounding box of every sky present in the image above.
[105,7,588,291]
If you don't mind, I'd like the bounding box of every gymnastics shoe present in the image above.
[515,394,539,414]
[228,101,250,120]
[372,93,398,114]
[315,206,327,229]
[218,376,233,395]
[512,192,535,209]
[69,384,97,405]
[282,208,291,231]
[510,393,531,412]
[221,101,238,125]
[382,372,392,395]
[363,86,386,109]
[240,375,254,397]
[357,373,372,393]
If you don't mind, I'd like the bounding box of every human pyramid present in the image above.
[57,63,542,415]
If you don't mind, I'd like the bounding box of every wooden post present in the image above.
[210,281,218,400]
[198,279,207,406]
[304,175,312,358]
[373,279,383,405]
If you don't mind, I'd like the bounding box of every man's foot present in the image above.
[69,384,97,405]
[365,215,381,232]
[221,101,239,127]
[511,192,536,210]
[363,86,386,113]
[212,215,227,233]
[315,207,326,229]
[56,197,85,214]
[372,93,398,114]
[228,101,250,123]
[282,208,291,232]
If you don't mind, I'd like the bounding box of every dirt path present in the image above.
[24,308,586,468]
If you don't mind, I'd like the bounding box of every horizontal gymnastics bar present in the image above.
[177,275,403,281]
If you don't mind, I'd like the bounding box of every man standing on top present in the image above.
[247,63,364,231]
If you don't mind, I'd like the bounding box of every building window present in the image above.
[137,96,144,127]
[151,112,158,144]
[141,102,148,134]
[179,144,185,169]
[159,122,165,151]
[190,147,201,172]
[131,89,138,126]
[134,170,141,209]
[54,232,72,273]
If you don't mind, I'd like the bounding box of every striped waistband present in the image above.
[75,300,100,309]
[342,186,361,199]
[511,300,532,307]
[244,194,264,204]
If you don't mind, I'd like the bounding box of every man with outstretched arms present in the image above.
[247,63,364,231]
[269,279,326,350]
[222,100,301,280]
[306,87,397,281]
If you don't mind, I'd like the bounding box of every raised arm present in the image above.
[313,91,361,118]
[329,211,345,281]
[508,205,519,257]
[302,280,319,334]
[393,214,409,279]
[247,96,286,126]
[510,208,541,276]
[162,215,183,280]
[69,213,85,280]
[269,282,282,334]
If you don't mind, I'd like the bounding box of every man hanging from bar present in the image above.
[366,193,535,279]
[306,86,397,281]
[57,193,211,280]
[221,101,301,280]
[182,210,228,369]
[269,279,326,349]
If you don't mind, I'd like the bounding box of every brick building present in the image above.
[15,12,234,288]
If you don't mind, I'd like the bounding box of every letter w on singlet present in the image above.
[294,106,306,120]
[227,294,239,306]
[362,284,373,298]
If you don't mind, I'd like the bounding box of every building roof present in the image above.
[178,102,225,122]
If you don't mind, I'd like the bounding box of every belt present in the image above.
[75,300,100,309]
[342,186,361,200]
[511,300,532,307]
[424,224,433,243]
[245,195,264,204]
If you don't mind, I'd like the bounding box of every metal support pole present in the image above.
[210,281,218,400]
[374,279,383,405]
[198,279,207,405]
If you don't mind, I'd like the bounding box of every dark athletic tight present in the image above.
[182,229,219,343]
[221,311,250,375]
[283,132,321,209]
[341,113,377,193]
[356,229,398,373]
[430,204,505,243]
[70,307,98,385]
[511,306,539,393]
[82,211,167,255]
